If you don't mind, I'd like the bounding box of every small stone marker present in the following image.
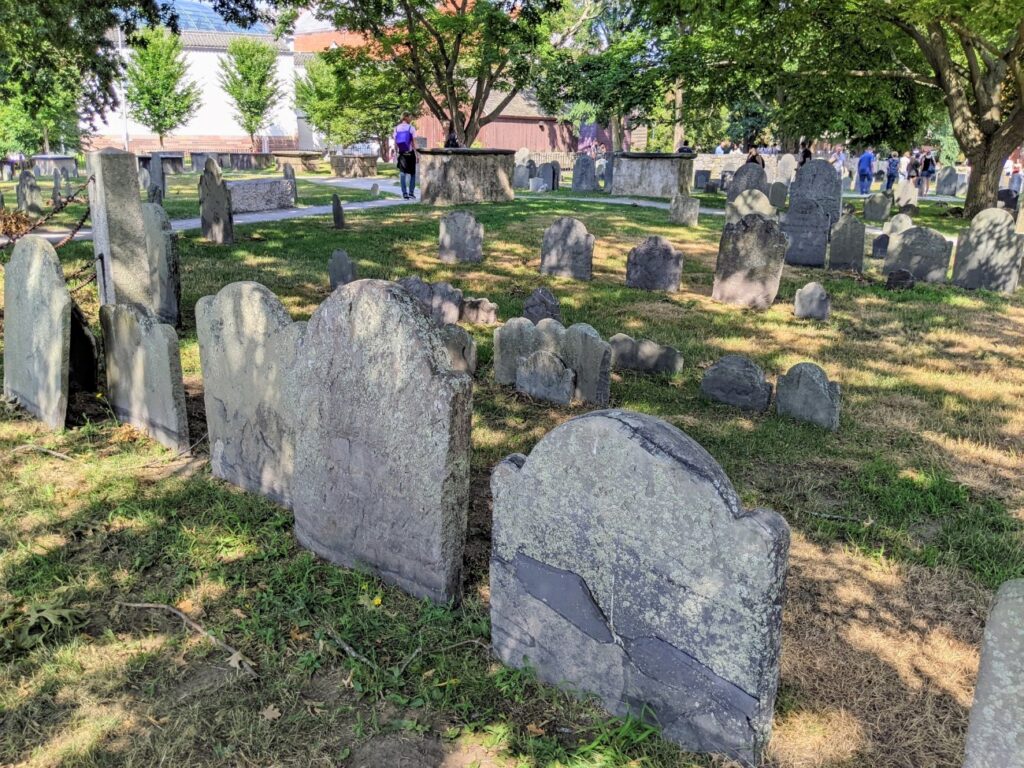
[571,155,599,192]
[138,166,150,192]
[439,323,478,375]
[776,362,840,431]
[893,179,918,211]
[625,236,683,292]
[331,193,344,229]
[885,268,916,291]
[935,166,958,197]
[884,226,953,283]
[726,189,775,225]
[51,169,61,205]
[726,163,769,203]
[523,287,561,324]
[828,213,865,271]
[460,297,499,325]
[871,233,890,260]
[328,250,356,290]
[515,350,574,405]
[609,333,684,374]
[782,198,830,266]
[951,208,1023,293]
[16,170,43,216]
[767,181,788,208]
[701,355,772,412]
[439,210,484,264]
[777,154,798,184]
[370,182,380,197]
[540,217,594,281]
[528,178,549,193]
[490,409,790,763]
[794,281,830,320]
[863,192,891,223]
[712,214,788,310]
[963,578,1024,768]
[199,157,234,245]
[669,193,699,226]
[790,158,842,225]
[398,276,464,325]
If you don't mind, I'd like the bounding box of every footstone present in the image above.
[397,276,464,325]
[726,189,774,226]
[767,181,788,208]
[963,579,1024,768]
[197,280,472,603]
[625,236,683,292]
[726,164,769,204]
[700,355,772,412]
[439,210,484,264]
[828,213,865,272]
[540,217,594,281]
[790,159,842,225]
[328,250,356,290]
[460,297,499,325]
[952,208,1023,293]
[99,304,189,452]
[885,268,916,291]
[370,183,379,197]
[712,215,788,310]
[199,158,234,245]
[16,170,43,216]
[515,350,574,405]
[935,166,958,197]
[439,323,478,375]
[893,180,918,211]
[609,334,684,374]
[523,287,561,324]
[863,193,891,223]
[782,198,829,266]
[490,409,789,764]
[332,193,344,229]
[669,194,699,226]
[571,155,599,192]
[776,362,840,431]
[871,234,890,260]
[883,226,953,283]
[528,178,549,193]
[794,282,830,320]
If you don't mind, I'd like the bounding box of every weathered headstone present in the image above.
[439,210,484,264]
[669,194,699,226]
[16,170,43,216]
[828,213,865,271]
[767,181,788,208]
[863,192,891,223]
[493,318,540,385]
[726,189,775,225]
[138,166,150,192]
[99,303,189,452]
[712,215,788,310]
[51,169,61,206]
[513,163,531,189]
[1017,204,1024,236]
[537,162,557,190]
[952,208,1023,293]
[726,163,769,204]
[397,276,464,325]
[227,178,297,213]
[871,233,890,260]
[551,161,562,190]
[603,156,613,190]
[625,236,683,292]
[776,154,798,184]
[199,157,234,245]
[529,178,549,193]
[0,163,11,181]
[884,226,953,283]
[781,198,829,267]
[705,180,720,195]
[514,147,530,166]
[439,323,478,375]
[490,409,790,763]
[148,152,167,202]
[935,166,958,196]
[893,179,918,211]
[794,282,830,320]
[776,362,840,431]
[332,193,344,229]
[571,155,600,192]
[197,280,473,603]
[515,350,574,405]
[883,213,914,235]
[523,287,561,324]
[282,162,298,204]
[789,159,842,225]
[370,182,380,197]
[885,268,916,291]
[540,217,594,280]
[609,334,684,374]
[283,162,295,181]
[700,355,772,412]
[694,170,711,190]
[328,250,356,290]
[460,297,499,325]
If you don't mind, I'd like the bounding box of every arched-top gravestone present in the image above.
[726,164,769,204]
[490,409,790,763]
[782,197,830,266]
[726,189,775,225]
[883,213,914,235]
[776,154,799,184]
[540,217,594,280]
[952,208,1023,293]
[439,210,484,264]
[625,236,683,292]
[863,192,891,223]
[789,159,842,225]
[884,226,953,283]
[571,155,600,192]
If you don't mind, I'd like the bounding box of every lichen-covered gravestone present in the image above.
[700,355,772,412]
[884,226,953,283]
[197,280,473,603]
[669,194,699,226]
[712,214,788,310]
[726,189,775,226]
[523,287,561,324]
[515,350,575,405]
[16,170,43,216]
[100,304,190,452]
[828,213,865,271]
[490,409,790,763]
[625,236,683,292]
[540,217,594,280]
[789,158,842,225]
[951,208,1023,293]
[863,192,891,223]
[328,250,356,290]
[794,282,830,320]
[397,276,464,325]
[726,164,769,204]
[609,334,684,374]
[571,155,599,192]
[439,210,484,264]
[782,198,830,267]
[776,362,840,431]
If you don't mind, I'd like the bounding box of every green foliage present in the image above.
[125,27,202,147]
[0,598,83,659]
[218,38,283,148]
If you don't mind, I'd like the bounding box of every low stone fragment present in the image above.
[460,297,499,325]
[885,268,915,291]
[439,323,478,375]
[794,282,830,320]
[523,287,561,324]
[609,333,684,374]
[700,355,772,412]
[398,276,463,325]
[328,250,356,290]
[625,236,683,292]
[669,194,699,226]
[775,362,840,431]
[515,350,574,405]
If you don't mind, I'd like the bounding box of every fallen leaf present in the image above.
[260,704,282,722]
[227,650,246,670]
[231,608,247,619]
[526,723,545,736]
[290,626,311,642]
[176,598,200,616]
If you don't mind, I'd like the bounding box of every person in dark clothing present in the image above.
[885,152,899,190]
[799,141,813,166]
[443,123,460,149]
[394,112,417,199]
[746,146,765,168]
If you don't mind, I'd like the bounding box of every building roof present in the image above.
[179,30,291,51]
[482,89,553,120]
[174,0,271,35]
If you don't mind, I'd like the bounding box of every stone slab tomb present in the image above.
[883,226,953,283]
[700,355,772,413]
[712,215,788,310]
[781,198,829,267]
[776,362,840,431]
[726,164,769,204]
[571,155,600,192]
[197,280,472,603]
[490,409,789,764]
[540,217,595,281]
[609,334,684,374]
[439,210,484,264]
[418,149,515,205]
[952,208,1023,293]
[611,152,694,198]
[226,177,297,213]
[100,304,190,452]
[625,236,683,292]
[199,158,234,245]
[828,213,865,271]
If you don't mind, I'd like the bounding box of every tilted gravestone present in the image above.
[148,152,167,202]
[571,155,600,192]
[439,323,477,375]
[767,181,788,208]
[893,179,918,211]
[199,157,234,245]
[100,303,189,452]
[16,170,43,216]
[781,198,830,267]
[935,166,958,197]
[952,208,1023,293]
[884,226,953,283]
[515,350,575,405]
[439,210,484,264]
[197,280,473,603]
[712,214,788,310]
[776,362,840,431]
[669,194,699,226]
[794,281,830,320]
[523,287,561,324]
[789,158,842,225]
[776,154,798,184]
[726,163,769,204]
[490,409,790,763]
[332,193,344,229]
[828,213,865,272]
[625,236,683,292]
[609,333,684,374]
[726,189,775,226]
[397,276,464,325]
[328,250,356,290]
[540,217,594,280]
[863,192,891,223]
[700,355,772,412]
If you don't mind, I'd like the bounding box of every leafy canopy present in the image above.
[125,27,203,146]
[218,38,283,146]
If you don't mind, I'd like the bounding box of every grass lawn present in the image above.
[1,196,1021,766]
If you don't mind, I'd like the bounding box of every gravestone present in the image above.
[871,234,890,260]
[490,409,789,763]
[523,287,561,324]
[776,362,840,431]
[100,303,189,452]
[332,193,344,229]
[527,159,537,179]
[893,180,918,211]
[51,169,61,205]
[282,163,298,204]
[828,213,865,271]
[551,161,562,190]
[138,166,150,192]
[962,579,1024,768]
[283,162,295,181]
[885,268,916,291]
[952,208,1023,293]
[515,350,574,405]
[397,276,464,325]
[0,191,4,209]
[0,164,10,181]
[537,162,557,190]
[461,297,499,325]
[720,170,734,190]
[957,173,970,198]
[513,163,531,189]
[794,282,830,320]
[439,210,484,264]
[767,181,788,208]
[705,180,720,195]
[609,334,684,374]
[789,159,841,225]
[726,164,769,204]
[625,236,683,292]
[540,217,594,280]
[777,154,798,184]
[439,323,477,375]
[529,178,549,193]
[694,170,711,190]
[1018,205,1024,236]
[197,280,473,603]
[16,170,43,216]
[199,157,234,245]
[603,155,613,190]
[493,318,541,385]
[61,169,72,198]
[669,194,699,226]
[328,250,356,290]
[147,186,164,205]
[370,182,380,197]
[883,213,914,235]
[571,155,600,192]
[514,147,530,165]
[863,193,891,223]
[712,214,788,310]
[726,189,775,225]
[935,166,958,196]
[781,198,829,266]
[148,152,167,202]
[884,226,953,283]
[700,355,772,412]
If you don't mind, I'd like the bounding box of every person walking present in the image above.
[899,151,910,182]
[394,112,417,200]
[908,152,921,190]
[920,150,935,196]
[857,146,876,194]
[829,144,847,177]
[885,151,900,190]
[745,146,765,168]
[798,141,813,167]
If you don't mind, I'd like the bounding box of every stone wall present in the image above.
[418,149,515,206]
[331,155,378,178]
[226,178,297,213]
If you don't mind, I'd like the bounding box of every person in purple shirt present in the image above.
[857,147,876,194]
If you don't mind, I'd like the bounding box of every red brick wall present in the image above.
[84,134,300,155]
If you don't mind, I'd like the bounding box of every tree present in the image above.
[125,28,202,148]
[218,38,284,150]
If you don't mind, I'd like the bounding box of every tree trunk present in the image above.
[671,83,685,150]
[609,114,624,152]
[963,140,1008,217]
[42,125,50,154]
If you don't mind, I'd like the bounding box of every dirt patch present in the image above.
[348,733,447,768]
[183,376,207,450]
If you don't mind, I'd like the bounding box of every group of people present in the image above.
[392,114,467,200]
[847,147,940,195]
